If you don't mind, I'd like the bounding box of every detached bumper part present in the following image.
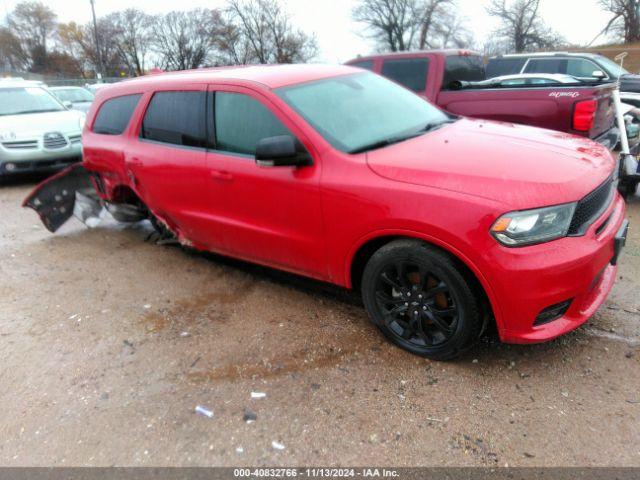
[23,163,147,232]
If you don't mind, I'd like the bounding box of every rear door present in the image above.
[125,85,214,246]
[204,85,325,278]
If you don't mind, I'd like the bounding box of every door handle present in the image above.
[210,169,234,181]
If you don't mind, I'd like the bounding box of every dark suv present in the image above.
[487,52,640,93]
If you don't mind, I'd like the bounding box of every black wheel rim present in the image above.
[374,260,459,347]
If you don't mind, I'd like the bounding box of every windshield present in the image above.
[53,88,94,103]
[276,72,451,153]
[0,87,66,116]
[596,55,630,78]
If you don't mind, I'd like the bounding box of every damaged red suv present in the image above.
[25,65,629,360]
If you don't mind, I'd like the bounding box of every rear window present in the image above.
[442,55,485,89]
[523,58,567,74]
[381,58,429,92]
[486,57,527,77]
[92,94,141,135]
[141,91,207,148]
[350,60,375,71]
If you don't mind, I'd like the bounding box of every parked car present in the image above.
[85,83,110,94]
[0,81,85,176]
[486,52,640,92]
[24,65,628,359]
[458,73,583,87]
[346,50,620,149]
[49,86,95,113]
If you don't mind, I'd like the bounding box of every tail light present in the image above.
[573,99,597,132]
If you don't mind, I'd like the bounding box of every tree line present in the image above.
[1,0,639,79]
[0,0,318,78]
[353,0,640,55]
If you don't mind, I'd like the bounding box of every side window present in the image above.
[350,60,375,71]
[567,59,600,78]
[381,58,429,92]
[486,58,527,77]
[141,91,207,148]
[524,58,567,74]
[92,94,141,135]
[214,92,290,156]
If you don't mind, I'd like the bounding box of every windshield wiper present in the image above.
[4,109,62,116]
[349,119,458,154]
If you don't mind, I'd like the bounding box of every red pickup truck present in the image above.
[346,50,619,148]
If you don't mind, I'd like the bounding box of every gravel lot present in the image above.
[1,175,639,467]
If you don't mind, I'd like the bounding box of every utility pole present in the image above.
[90,0,103,81]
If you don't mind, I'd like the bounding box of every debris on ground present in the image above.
[271,441,285,451]
[236,447,244,454]
[251,392,266,399]
[243,410,257,423]
[195,406,214,418]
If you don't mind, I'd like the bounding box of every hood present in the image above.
[366,118,616,210]
[0,110,84,139]
[70,102,92,113]
[620,74,640,93]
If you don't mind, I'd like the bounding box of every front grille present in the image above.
[568,175,615,236]
[68,134,81,145]
[43,132,68,150]
[2,140,38,150]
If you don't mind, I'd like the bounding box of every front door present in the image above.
[204,85,325,279]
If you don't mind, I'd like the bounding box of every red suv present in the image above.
[26,65,629,360]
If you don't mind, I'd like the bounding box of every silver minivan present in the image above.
[0,81,85,175]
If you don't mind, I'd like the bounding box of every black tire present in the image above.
[361,239,482,360]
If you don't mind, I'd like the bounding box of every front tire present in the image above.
[361,240,482,360]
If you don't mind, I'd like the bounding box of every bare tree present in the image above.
[597,0,640,43]
[153,9,224,71]
[106,9,154,76]
[6,1,57,72]
[222,0,318,64]
[353,0,418,51]
[486,0,564,53]
[57,18,127,77]
[353,0,472,52]
[0,27,30,70]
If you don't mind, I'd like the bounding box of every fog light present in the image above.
[5,163,16,172]
[534,299,573,326]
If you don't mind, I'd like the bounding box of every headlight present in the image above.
[78,114,86,130]
[490,203,577,247]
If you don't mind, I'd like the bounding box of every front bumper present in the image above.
[491,193,627,344]
[0,141,82,175]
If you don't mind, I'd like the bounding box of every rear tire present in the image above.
[361,239,482,360]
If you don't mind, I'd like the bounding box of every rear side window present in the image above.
[141,91,207,148]
[486,58,527,77]
[442,55,485,89]
[567,59,600,78]
[92,94,141,135]
[524,58,567,74]
[350,60,375,71]
[214,92,290,156]
[381,58,429,92]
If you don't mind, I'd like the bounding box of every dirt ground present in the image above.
[0,175,639,467]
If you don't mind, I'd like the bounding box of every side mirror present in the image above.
[592,70,607,80]
[255,135,311,167]
[62,100,73,109]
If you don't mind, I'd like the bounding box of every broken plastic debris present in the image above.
[236,446,244,454]
[180,331,190,337]
[271,441,285,450]
[243,410,257,423]
[195,405,213,418]
[68,314,78,320]
[143,304,152,309]
[251,392,266,399]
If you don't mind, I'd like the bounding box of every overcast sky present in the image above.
[0,0,613,63]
